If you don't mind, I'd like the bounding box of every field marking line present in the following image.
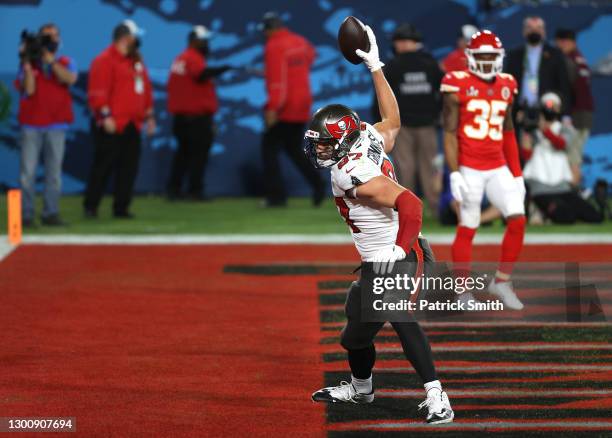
[376,364,612,372]
[331,419,612,431]
[377,388,612,398]
[0,241,16,262]
[321,321,611,328]
[16,233,612,245]
[324,343,612,353]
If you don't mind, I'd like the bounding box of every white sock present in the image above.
[351,375,372,394]
[424,379,442,396]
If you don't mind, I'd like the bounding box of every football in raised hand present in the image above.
[337,16,370,65]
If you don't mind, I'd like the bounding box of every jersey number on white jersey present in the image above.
[335,157,398,233]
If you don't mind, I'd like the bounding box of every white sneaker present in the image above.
[418,389,454,424]
[488,280,524,310]
[455,291,477,310]
[311,381,374,404]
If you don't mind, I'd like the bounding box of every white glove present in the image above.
[355,26,384,72]
[372,245,406,275]
[515,176,526,200]
[450,171,469,203]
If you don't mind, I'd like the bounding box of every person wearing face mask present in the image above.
[85,19,155,219]
[15,23,77,227]
[521,92,602,224]
[505,16,571,130]
[166,26,230,201]
[554,28,594,186]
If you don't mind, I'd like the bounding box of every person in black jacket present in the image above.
[504,16,572,128]
[372,23,444,214]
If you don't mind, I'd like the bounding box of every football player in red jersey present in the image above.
[441,30,526,310]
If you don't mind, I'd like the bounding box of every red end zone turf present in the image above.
[0,243,610,437]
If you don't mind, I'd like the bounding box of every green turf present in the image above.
[1,194,611,235]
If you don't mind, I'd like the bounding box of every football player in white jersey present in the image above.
[304,26,453,424]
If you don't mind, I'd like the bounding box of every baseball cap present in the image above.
[258,11,283,31]
[461,24,478,42]
[541,91,562,109]
[190,25,212,40]
[113,19,145,40]
[392,23,422,42]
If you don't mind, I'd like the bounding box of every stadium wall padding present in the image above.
[0,0,611,196]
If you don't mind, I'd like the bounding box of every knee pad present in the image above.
[459,203,481,228]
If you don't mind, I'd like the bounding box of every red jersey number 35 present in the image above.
[464,99,507,141]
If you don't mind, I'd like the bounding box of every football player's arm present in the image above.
[442,92,470,202]
[442,92,460,172]
[502,103,522,177]
[355,176,422,252]
[371,69,401,154]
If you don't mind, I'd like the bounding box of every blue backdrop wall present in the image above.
[0,0,611,196]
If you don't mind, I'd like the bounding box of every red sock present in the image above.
[452,226,476,264]
[498,216,526,280]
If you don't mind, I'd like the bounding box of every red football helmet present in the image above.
[465,30,504,80]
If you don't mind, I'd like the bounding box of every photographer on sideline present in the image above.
[15,23,77,227]
[522,92,603,224]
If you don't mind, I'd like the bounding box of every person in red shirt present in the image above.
[84,20,155,218]
[554,28,595,185]
[15,23,77,227]
[440,24,478,73]
[259,12,324,207]
[166,25,230,201]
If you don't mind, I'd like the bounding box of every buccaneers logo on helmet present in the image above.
[326,115,358,139]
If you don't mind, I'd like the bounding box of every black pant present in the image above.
[533,192,604,224]
[167,114,214,198]
[340,238,438,383]
[261,121,323,204]
[84,121,141,215]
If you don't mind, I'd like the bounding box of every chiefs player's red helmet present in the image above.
[465,30,504,80]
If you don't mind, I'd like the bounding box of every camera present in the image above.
[19,29,55,62]
[517,104,540,133]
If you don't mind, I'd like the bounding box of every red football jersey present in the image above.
[441,71,517,170]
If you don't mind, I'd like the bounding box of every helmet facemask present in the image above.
[304,130,359,169]
[304,129,360,169]
[466,49,504,81]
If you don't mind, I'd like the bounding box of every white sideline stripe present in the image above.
[0,241,16,262]
[377,389,612,398]
[377,364,612,372]
[351,420,612,430]
[18,233,612,245]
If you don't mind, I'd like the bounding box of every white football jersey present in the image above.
[330,123,399,261]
